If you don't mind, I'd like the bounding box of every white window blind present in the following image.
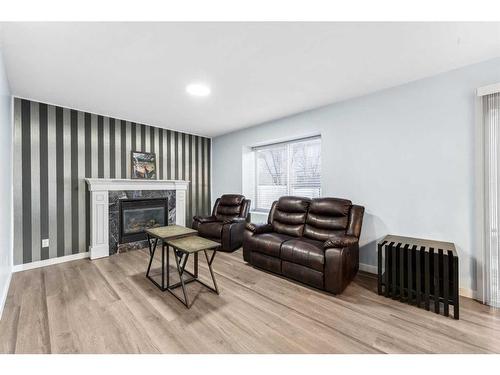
[254,136,321,211]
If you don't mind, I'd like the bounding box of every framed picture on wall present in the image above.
[131,151,157,179]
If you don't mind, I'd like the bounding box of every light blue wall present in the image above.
[212,57,500,292]
[0,45,12,318]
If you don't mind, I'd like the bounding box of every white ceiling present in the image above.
[1,22,500,137]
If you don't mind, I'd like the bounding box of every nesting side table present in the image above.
[145,225,197,291]
[165,235,221,308]
[145,225,221,308]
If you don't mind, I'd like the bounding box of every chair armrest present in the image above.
[245,223,273,234]
[193,215,218,224]
[324,235,359,249]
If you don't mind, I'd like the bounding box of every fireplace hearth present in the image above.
[119,198,168,244]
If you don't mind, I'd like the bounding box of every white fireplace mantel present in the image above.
[85,178,190,260]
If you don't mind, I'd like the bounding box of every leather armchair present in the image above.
[193,194,251,252]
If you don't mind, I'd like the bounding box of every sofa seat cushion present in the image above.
[280,237,325,272]
[247,232,294,257]
[198,221,223,239]
[282,261,324,289]
[251,252,282,275]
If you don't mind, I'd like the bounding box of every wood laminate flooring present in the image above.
[1,248,499,354]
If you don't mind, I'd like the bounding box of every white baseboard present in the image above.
[89,245,109,260]
[0,271,12,320]
[359,263,377,274]
[359,262,478,299]
[459,287,478,299]
[12,252,90,273]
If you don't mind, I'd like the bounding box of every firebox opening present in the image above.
[119,198,168,244]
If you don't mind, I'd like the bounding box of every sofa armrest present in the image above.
[245,222,273,234]
[324,242,360,294]
[193,215,218,224]
[324,234,359,249]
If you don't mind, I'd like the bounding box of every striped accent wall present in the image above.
[13,97,212,265]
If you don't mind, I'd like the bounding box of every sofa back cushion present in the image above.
[303,198,352,242]
[215,194,245,221]
[271,196,310,237]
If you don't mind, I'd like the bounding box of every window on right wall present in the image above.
[253,136,321,211]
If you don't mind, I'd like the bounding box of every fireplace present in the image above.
[119,198,168,244]
[86,178,187,260]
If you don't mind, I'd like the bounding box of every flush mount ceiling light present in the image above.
[186,82,211,97]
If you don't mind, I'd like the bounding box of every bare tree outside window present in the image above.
[255,137,321,210]
[257,146,287,185]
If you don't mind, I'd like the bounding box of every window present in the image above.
[253,136,321,211]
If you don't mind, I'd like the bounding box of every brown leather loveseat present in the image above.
[193,194,251,252]
[243,196,364,294]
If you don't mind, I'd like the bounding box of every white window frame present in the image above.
[252,135,321,212]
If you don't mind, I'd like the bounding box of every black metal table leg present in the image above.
[194,252,199,278]
[161,241,165,289]
[146,233,156,277]
[166,242,170,288]
[147,235,158,257]
[172,251,191,308]
[146,236,168,291]
[147,233,152,255]
[204,249,219,294]
[181,251,189,272]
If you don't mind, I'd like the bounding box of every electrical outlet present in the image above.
[42,239,49,248]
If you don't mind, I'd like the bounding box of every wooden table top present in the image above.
[380,234,456,255]
[145,225,197,240]
[166,236,220,253]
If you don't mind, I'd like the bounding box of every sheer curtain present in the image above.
[483,92,500,307]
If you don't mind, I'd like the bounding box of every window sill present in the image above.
[250,210,269,215]
[249,210,269,224]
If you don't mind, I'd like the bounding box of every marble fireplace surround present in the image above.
[85,179,189,260]
[109,190,176,255]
